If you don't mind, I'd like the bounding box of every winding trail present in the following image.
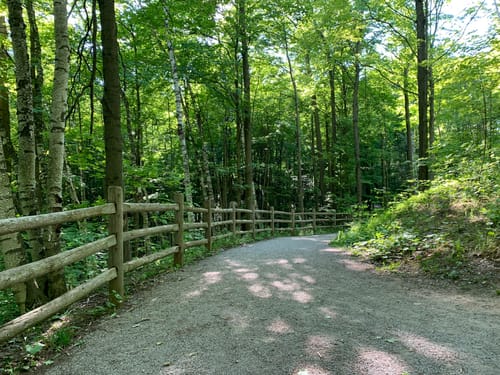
[44,235,499,375]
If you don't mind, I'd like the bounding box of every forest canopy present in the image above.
[0,0,497,212]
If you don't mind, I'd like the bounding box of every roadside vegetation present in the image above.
[334,142,499,291]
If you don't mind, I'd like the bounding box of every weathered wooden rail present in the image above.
[0,186,351,343]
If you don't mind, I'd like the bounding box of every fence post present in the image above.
[174,193,185,267]
[252,205,256,240]
[231,201,237,236]
[312,209,317,234]
[107,186,124,304]
[204,200,212,252]
[271,206,275,236]
[291,208,296,236]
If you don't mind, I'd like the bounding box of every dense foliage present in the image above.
[1,0,496,214]
[334,140,499,281]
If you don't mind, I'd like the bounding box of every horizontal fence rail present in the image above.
[0,187,351,343]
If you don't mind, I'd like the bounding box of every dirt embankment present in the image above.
[42,235,500,375]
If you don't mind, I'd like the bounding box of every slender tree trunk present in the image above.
[0,16,15,174]
[428,66,435,148]
[416,0,429,185]
[7,0,37,230]
[164,7,194,213]
[283,29,304,213]
[403,66,414,180]
[239,0,255,213]
[480,80,490,152]
[90,0,98,134]
[0,16,17,173]
[122,78,136,165]
[305,54,324,206]
[26,0,45,212]
[340,64,349,117]
[0,141,26,313]
[187,81,215,207]
[24,2,48,305]
[328,65,338,196]
[7,0,47,308]
[121,61,133,263]
[64,155,80,205]
[121,26,142,167]
[133,46,142,167]
[222,119,230,208]
[428,0,443,152]
[233,35,243,206]
[312,93,324,205]
[352,42,362,205]
[45,0,70,299]
[98,0,123,192]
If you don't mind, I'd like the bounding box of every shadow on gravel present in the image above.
[43,235,500,375]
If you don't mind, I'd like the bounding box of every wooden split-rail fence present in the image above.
[0,186,351,343]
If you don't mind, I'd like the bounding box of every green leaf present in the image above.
[25,342,45,355]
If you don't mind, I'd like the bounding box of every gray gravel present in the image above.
[43,234,500,375]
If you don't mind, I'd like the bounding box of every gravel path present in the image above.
[43,234,500,375]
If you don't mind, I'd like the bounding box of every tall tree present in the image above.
[403,65,414,179]
[45,0,70,298]
[6,0,42,308]
[0,16,15,174]
[26,0,45,209]
[283,27,304,213]
[416,0,429,184]
[327,58,338,198]
[163,5,194,212]
[7,0,37,216]
[239,0,255,213]
[352,41,362,204]
[98,0,123,191]
[0,140,26,313]
[186,81,215,207]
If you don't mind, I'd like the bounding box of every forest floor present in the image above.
[36,234,499,375]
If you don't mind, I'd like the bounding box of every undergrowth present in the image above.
[334,146,499,286]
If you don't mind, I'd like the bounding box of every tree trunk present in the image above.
[239,0,255,213]
[328,65,338,196]
[8,0,37,216]
[403,66,414,180]
[26,0,45,212]
[133,44,143,167]
[312,93,324,206]
[416,0,429,185]
[90,0,98,134]
[233,35,243,206]
[98,0,123,192]
[283,29,304,213]
[45,0,70,299]
[164,7,194,214]
[428,66,435,148]
[187,81,215,207]
[352,42,362,205]
[0,96,26,315]
[6,0,41,309]
[0,16,15,175]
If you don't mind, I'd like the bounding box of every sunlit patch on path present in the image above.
[355,348,409,375]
